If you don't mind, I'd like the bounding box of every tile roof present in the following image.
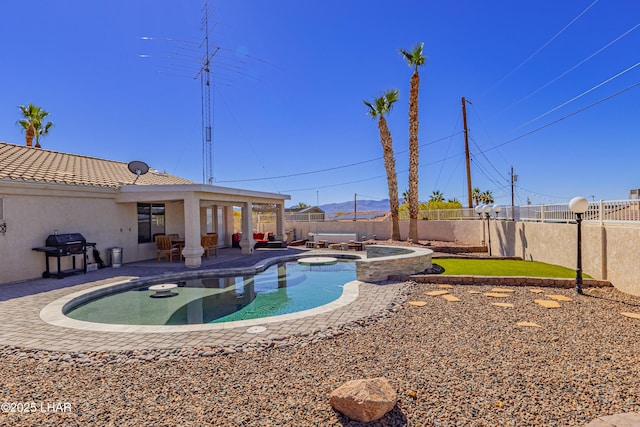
[0,142,195,188]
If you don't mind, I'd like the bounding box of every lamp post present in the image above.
[492,205,502,256]
[481,204,492,256]
[475,205,485,247]
[569,196,589,294]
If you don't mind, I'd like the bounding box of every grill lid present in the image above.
[45,233,86,246]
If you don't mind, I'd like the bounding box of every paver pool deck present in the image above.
[0,246,405,352]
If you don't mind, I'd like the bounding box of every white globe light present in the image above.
[475,206,483,214]
[481,204,491,213]
[569,197,589,214]
[493,204,501,213]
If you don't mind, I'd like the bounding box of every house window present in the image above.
[138,203,165,243]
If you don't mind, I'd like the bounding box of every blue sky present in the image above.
[1,0,639,207]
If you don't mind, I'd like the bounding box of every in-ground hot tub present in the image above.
[355,245,433,282]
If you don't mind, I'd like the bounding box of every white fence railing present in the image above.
[515,200,640,223]
[254,212,327,223]
[256,200,640,224]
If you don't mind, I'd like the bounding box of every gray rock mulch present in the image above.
[1,283,640,425]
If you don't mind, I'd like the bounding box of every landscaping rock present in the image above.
[329,377,397,422]
[424,264,445,274]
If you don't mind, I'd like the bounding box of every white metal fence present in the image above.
[255,200,640,224]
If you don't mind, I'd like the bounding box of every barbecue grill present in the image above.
[32,233,95,279]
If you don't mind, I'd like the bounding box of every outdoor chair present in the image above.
[201,233,218,259]
[156,235,179,262]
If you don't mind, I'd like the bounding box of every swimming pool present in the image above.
[64,260,356,326]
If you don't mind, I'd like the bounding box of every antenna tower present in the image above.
[197,2,219,185]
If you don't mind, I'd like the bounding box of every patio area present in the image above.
[0,246,407,353]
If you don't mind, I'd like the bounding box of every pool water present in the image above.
[65,260,356,325]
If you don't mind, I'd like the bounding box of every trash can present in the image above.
[109,247,123,268]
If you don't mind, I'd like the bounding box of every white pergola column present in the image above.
[199,206,208,233]
[239,201,254,255]
[224,206,234,247]
[212,204,219,234]
[182,192,204,267]
[276,203,286,242]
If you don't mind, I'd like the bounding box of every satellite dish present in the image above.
[127,160,149,184]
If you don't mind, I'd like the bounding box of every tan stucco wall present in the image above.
[0,185,189,284]
[590,224,640,295]
[491,221,602,274]
[0,189,138,283]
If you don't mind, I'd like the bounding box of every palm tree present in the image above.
[429,190,444,202]
[364,90,401,241]
[17,103,53,148]
[401,189,410,206]
[480,190,494,205]
[472,187,482,206]
[400,42,427,243]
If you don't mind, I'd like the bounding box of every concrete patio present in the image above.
[0,246,406,352]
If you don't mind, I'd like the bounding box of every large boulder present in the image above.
[328,377,397,422]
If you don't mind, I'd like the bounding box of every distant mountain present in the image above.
[319,199,391,217]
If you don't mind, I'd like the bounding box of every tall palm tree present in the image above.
[364,90,401,241]
[17,103,53,148]
[400,42,427,243]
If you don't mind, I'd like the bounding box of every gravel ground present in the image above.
[2,283,640,426]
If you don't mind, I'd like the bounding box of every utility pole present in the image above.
[510,166,517,220]
[462,97,473,209]
[353,193,357,221]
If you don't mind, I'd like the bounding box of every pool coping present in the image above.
[40,279,362,333]
[39,252,366,333]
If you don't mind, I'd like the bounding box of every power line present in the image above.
[499,22,640,114]
[509,60,640,134]
[517,186,571,203]
[432,110,462,191]
[280,175,386,192]
[483,0,599,96]
[469,132,510,186]
[216,131,463,183]
[486,80,640,153]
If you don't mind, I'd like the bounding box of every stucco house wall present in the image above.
[0,183,139,283]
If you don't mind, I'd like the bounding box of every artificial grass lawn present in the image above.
[435,258,591,278]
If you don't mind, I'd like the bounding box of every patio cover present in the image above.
[116,184,290,268]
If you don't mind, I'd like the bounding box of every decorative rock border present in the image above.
[389,274,612,288]
[430,245,487,254]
